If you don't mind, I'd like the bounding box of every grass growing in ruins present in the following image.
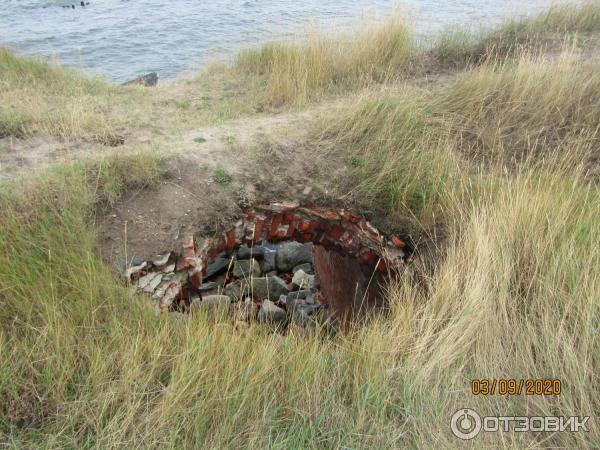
[1,2,600,448]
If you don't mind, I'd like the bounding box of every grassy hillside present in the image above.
[1,2,600,448]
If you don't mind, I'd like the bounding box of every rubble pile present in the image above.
[124,203,408,326]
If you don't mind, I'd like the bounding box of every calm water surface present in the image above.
[0,0,570,82]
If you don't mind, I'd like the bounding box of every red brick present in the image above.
[361,220,381,240]
[301,233,313,242]
[283,213,298,223]
[273,225,289,239]
[270,202,300,212]
[181,235,194,249]
[269,214,283,238]
[359,248,378,263]
[318,221,330,231]
[225,229,237,250]
[285,222,296,237]
[217,237,226,253]
[390,235,406,249]
[189,270,202,289]
[183,245,195,259]
[320,236,335,248]
[253,219,265,243]
[328,224,345,241]
[175,256,191,272]
[299,219,316,232]
[312,230,324,244]
[311,208,340,220]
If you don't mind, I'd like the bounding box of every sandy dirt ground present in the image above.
[0,105,348,268]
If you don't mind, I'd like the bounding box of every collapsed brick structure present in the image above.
[125,202,408,319]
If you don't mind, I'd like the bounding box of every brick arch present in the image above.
[133,203,408,312]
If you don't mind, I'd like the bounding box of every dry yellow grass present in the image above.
[1,3,600,448]
[235,16,412,106]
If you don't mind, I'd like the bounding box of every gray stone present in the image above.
[251,276,289,301]
[260,241,277,272]
[204,256,232,280]
[292,263,314,274]
[286,293,318,315]
[191,294,231,316]
[236,245,265,260]
[159,280,182,311]
[291,269,315,289]
[286,290,312,303]
[138,272,163,293]
[276,242,313,271]
[233,258,261,279]
[137,272,158,290]
[224,279,250,300]
[291,308,313,326]
[122,72,158,87]
[200,281,218,292]
[302,304,324,316]
[257,299,286,324]
[161,263,175,273]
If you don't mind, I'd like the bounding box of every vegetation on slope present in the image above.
[235,16,412,105]
[323,49,600,216]
[1,2,600,448]
[433,0,600,66]
[2,1,599,143]
[0,49,261,143]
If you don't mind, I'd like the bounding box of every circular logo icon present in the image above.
[451,408,482,440]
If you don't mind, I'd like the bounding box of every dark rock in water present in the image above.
[276,241,313,271]
[204,256,231,280]
[236,245,265,260]
[251,276,289,301]
[122,72,158,87]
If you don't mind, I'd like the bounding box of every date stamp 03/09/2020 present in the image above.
[471,378,561,396]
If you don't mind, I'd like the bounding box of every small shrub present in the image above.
[212,167,233,184]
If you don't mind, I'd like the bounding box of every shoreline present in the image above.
[0,1,562,84]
